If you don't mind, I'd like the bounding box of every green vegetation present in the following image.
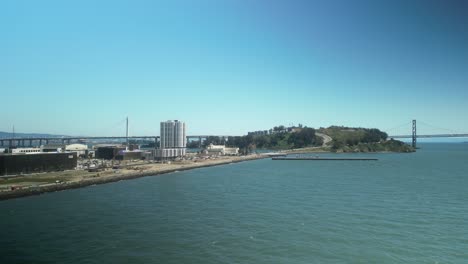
[0,176,62,185]
[201,127,323,154]
[189,125,414,154]
[186,140,201,149]
[320,126,414,153]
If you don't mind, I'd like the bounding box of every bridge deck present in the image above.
[390,134,468,138]
[0,135,234,141]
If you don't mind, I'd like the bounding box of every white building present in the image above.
[157,120,186,159]
[65,144,88,157]
[11,148,41,154]
[206,144,239,156]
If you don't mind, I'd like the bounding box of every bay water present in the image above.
[1,143,467,263]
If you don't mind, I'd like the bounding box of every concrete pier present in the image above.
[272,157,378,161]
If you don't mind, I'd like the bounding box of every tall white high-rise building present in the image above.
[160,120,186,148]
[157,120,186,159]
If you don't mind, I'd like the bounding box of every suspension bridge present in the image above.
[386,120,468,148]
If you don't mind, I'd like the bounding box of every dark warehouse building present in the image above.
[115,150,143,160]
[0,152,77,176]
[95,146,126,160]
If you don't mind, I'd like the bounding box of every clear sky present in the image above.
[1,0,467,136]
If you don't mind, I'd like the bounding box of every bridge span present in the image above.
[0,135,234,147]
[390,134,468,139]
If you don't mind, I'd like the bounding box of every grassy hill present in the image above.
[320,126,415,153]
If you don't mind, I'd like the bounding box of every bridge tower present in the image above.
[412,119,417,148]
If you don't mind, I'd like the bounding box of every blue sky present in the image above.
[1,0,467,136]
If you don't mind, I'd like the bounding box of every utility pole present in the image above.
[12,125,15,148]
[412,119,417,149]
[126,116,129,150]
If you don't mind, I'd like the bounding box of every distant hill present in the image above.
[0,131,67,138]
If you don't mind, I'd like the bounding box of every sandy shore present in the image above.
[0,154,267,201]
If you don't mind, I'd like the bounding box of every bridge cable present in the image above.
[417,121,460,134]
[384,121,412,134]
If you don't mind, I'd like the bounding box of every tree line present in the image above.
[187,127,323,154]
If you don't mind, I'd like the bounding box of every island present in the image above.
[196,125,415,153]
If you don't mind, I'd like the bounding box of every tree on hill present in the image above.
[362,128,388,143]
[202,136,224,147]
[224,126,323,151]
[273,125,286,132]
[288,127,320,148]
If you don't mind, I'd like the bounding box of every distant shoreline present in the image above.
[0,155,267,201]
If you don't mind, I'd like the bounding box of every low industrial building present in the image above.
[95,145,126,160]
[41,144,65,152]
[65,144,88,158]
[142,151,154,160]
[115,150,143,160]
[0,152,77,176]
[11,148,41,154]
[205,144,239,156]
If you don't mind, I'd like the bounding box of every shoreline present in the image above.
[0,154,267,201]
[0,146,413,201]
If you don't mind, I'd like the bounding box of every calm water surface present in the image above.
[1,143,467,263]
